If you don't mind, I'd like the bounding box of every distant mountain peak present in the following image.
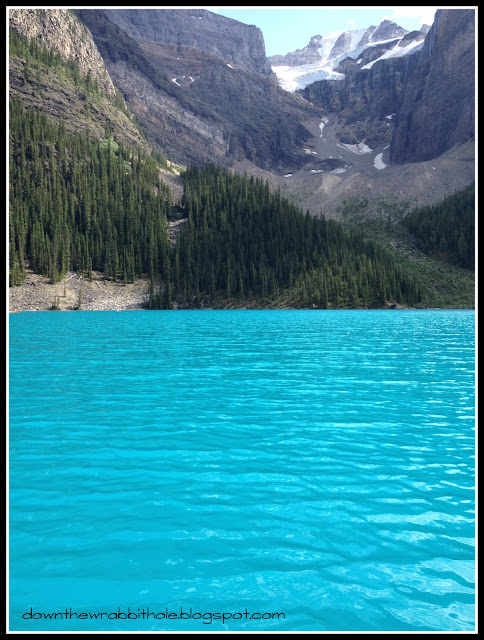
[370,19,407,42]
[268,19,417,92]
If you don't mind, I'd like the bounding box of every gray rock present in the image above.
[103,8,273,76]
[390,9,475,163]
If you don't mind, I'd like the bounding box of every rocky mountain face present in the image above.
[299,32,427,151]
[103,8,274,77]
[269,35,326,67]
[76,8,319,171]
[268,20,411,91]
[9,8,116,97]
[390,9,475,163]
[9,7,475,219]
[8,8,151,152]
[298,10,475,164]
[371,20,407,42]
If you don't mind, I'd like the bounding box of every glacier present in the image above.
[271,25,426,92]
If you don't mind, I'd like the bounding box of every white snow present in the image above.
[373,153,387,170]
[311,170,324,174]
[171,78,180,86]
[361,39,424,70]
[272,65,344,93]
[331,167,347,174]
[338,142,373,154]
[304,148,317,155]
[272,26,427,93]
[284,174,293,177]
[227,64,233,69]
[385,114,395,120]
[319,117,329,137]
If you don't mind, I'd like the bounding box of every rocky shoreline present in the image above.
[9,270,151,312]
[9,269,416,313]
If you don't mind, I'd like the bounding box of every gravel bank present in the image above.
[9,270,151,312]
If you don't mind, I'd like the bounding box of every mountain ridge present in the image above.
[9,8,475,217]
[268,20,415,92]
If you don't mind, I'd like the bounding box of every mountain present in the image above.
[297,11,475,166]
[75,8,318,171]
[269,20,411,92]
[8,8,151,153]
[70,8,474,219]
[9,7,476,215]
[8,8,475,310]
[390,9,475,164]
[103,8,274,77]
[260,10,475,218]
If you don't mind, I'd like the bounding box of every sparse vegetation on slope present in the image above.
[337,189,475,308]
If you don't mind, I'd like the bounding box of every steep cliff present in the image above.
[301,50,419,150]
[390,9,475,163]
[8,8,150,152]
[76,8,319,170]
[103,8,274,76]
[9,8,115,96]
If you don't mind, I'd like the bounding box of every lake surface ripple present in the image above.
[9,310,475,631]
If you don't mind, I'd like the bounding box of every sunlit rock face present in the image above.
[9,8,116,96]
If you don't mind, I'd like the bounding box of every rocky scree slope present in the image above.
[76,8,320,171]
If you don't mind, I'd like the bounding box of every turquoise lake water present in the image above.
[9,310,475,631]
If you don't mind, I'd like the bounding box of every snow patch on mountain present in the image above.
[373,153,387,170]
[270,20,429,92]
[338,142,373,154]
[271,65,344,93]
[361,38,424,70]
[319,117,329,137]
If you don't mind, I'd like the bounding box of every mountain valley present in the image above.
[8,8,475,310]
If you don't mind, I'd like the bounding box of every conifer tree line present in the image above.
[9,98,172,287]
[9,96,420,308]
[402,184,475,270]
[150,164,421,309]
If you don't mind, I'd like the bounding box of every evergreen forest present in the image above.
[401,184,475,270]
[10,99,424,309]
[9,98,172,288]
[150,164,421,308]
